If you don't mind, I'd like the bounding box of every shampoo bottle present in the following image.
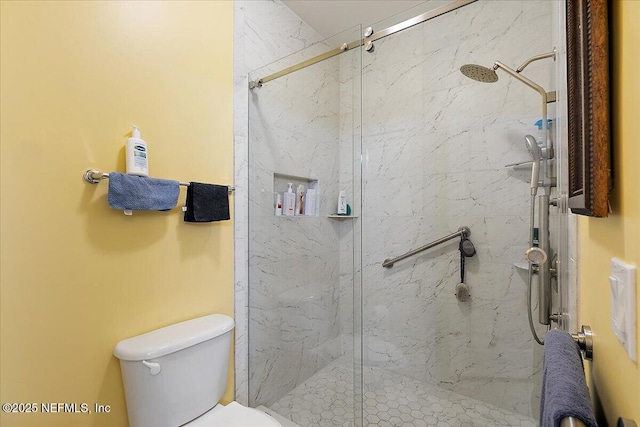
[295,184,305,215]
[337,190,347,215]
[125,126,149,176]
[534,119,552,147]
[304,188,316,216]
[275,193,283,216]
[283,183,296,216]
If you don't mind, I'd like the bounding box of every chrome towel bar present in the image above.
[560,418,586,427]
[572,325,593,361]
[564,414,639,426]
[382,226,470,268]
[83,169,235,193]
[559,325,595,427]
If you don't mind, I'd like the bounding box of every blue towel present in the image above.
[540,329,598,427]
[108,172,180,211]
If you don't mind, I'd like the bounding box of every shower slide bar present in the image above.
[249,0,477,89]
[82,169,235,193]
[382,226,470,268]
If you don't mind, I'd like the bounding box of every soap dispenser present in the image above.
[283,183,296,216]
[125,125,149,176]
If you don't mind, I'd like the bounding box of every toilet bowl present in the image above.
[113,314,282,427]
[186,402,280,426]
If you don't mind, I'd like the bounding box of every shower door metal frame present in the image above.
[249,0,477,89]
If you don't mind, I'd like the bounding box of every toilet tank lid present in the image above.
[113,314,234,361]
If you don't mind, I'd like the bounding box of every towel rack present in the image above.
[563,415,638,426]
[561,418,586,427]
[382,226,470,268]
[558,325,594,427]
[83,169,235,193]
[572,325,593,361]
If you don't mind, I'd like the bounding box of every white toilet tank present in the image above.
[113,314,234,427]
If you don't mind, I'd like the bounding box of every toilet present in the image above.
[113,314,281,427]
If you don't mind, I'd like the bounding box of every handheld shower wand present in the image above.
[461,54,557,345]
[524,135,541,196]
[523,134,549,345]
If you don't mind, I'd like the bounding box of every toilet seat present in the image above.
[185,402,282,426]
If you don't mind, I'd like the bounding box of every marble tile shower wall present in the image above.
[248,51,351,405]
[238,0,557,418]
[353,0,554,418]
[234,0,326,405]
[337,50,360,354]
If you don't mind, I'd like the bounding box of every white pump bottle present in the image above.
[283,183,296,216]
[125,126,149,176]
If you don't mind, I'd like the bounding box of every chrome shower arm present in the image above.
[493,61,554,160]
[493,61,548,105]
[516,50,556,73]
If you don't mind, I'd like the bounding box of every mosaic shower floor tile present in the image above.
[268,358,537,427]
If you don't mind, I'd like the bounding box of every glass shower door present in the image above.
[247,25,363,426]
[359,1,556,425]
[247,1,561,424]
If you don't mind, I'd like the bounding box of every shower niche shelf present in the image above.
[327,214,358,219]
[274,172,319,217]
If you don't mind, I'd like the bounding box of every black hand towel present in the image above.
[184,182,230,222]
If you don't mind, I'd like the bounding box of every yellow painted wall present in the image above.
[579,0,640,424]
[0,1,234,426]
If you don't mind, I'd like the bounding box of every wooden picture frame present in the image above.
[566,0,611,217]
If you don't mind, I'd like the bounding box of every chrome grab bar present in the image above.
[382,226,470,268]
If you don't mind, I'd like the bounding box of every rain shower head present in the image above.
[460,52,557,162]
[461,51,555,86]
[459,64,498,83]
[461,61,544,89]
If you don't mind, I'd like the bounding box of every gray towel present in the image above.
[108,172,180,211]
[540,329,598,427]
[184,182,230,222]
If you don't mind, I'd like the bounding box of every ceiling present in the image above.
[281,0,426,39]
